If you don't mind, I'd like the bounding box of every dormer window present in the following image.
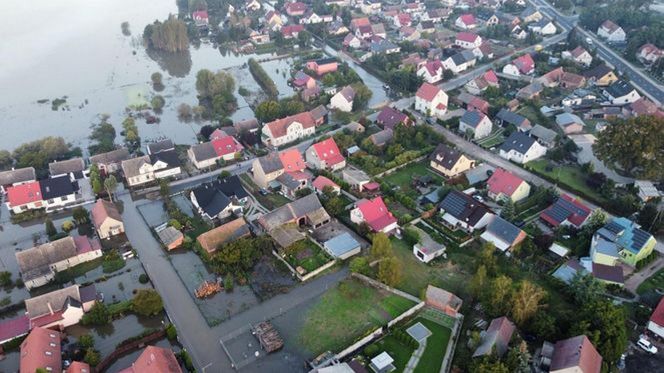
[45,351,52,356]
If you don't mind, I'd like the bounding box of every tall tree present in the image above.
[470,265,488,299]
[571,299,628,365]
[378,257,401,286]
[104,175,118,202]
[370,233,392,261]
[488,275,513,316]
[45,218,57,237]
[511,280,547,326]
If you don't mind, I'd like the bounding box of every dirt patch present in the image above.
[250,254,296,301]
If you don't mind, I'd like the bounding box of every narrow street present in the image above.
[624,256,664,294]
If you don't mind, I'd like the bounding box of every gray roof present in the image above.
[89,148,130,166]
[485,216,523,245]
[25,285,82,319]
[0,167,36,186]
[370,128,393,146]
[556,113,584,126]
[324,232,361,258]
[147,139,174,154]
[16,236,78,281]
[48,158,85,176]
[336,86,356,102]
[234,118,259,132]
[496,109,529,127]
[530,124,557,144]
[258,153,284,174]
[190,142,218,162]
[552,259,586,284]
[439,190,491,226]
[342,167,370,184]
[259,194,329,231]
[310,105,329,122]
[121,155,150,179]
[157,226,184,246]
[605,80,635,98]
[499,132,537,155]
[465,164,495,185]
[473,317,516,357]
[79,284,97,303]
[460,110,486,128]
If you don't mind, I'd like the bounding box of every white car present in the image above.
[637,338,658,354]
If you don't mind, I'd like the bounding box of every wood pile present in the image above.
[195,280,222,298]
[252,321,283,353]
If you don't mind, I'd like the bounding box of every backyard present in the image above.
[298,278,416,355]
[382,162,443,199]
[410,315,453,373]
[525,159,608,205]
[283,239,333,274]
[637,268,664,295]
[239,173,291,210]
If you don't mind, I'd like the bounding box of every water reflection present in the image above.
[146,48,193,78]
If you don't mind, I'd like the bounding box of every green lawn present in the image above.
[365,334,415,372]
[298,278,416,355]
[383,162,444,198]
[283,240,333,273]
[637,269,664,295]
[411,317,452,373]
[525,160,608,205]
[239,173,291,210]
[54,257,104,283]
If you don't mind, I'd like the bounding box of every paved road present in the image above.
[624,256,664,293]
[530,0,664,104]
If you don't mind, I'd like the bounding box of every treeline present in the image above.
[0,137,80,177]
[143,16,189,53]
[248,58,279,97]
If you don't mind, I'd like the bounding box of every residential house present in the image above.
[245,0,261,11]
[192,10,209,29]
[417,60,444,83]
[252,149,306,189]
[197,217,251,254]
[439,190,493,232]
[455,32,482,49]
[625,98,664,118]
[323,232,361,260]
[430,144,475,178]
[190,176,249,220]
[306,138,346,171]
[312,176,340,195]
[455,14,477,29]
[305,57,338,76]
[502,54,535,76]
[393,13,413,28]
[562,46,593,66]
[91,199,124,239]
[146,139,174,155]
[360,0,382,15]
[67,361,92,373]
[647,298,664,339]
[350,17,371,31]
[342,167,371,192]
[122,150,181,187]
[528,19,556,35]
[556,112,585,134]
[473,317,516,357]
[350,197,399,234]
[376,106,410,130]
[5,181,44,213]
[369,128,394,147]
[637,43,663,64]
[259,194,330,246]
[464,164,495,186]
[417,20,436,34]
[330,85,355,112]
[49,157,85,180]
[481,216,527,252]
[528,124,557,148]
[328,20,350,35]
[369,39,401,55]
[592,217,656,267]
[540,194,592,228]
[442,50,477,73]
[465,69,499,94]
[583,64,618,86]
[189,134,244,170]
[634,180,662,202]
[459,110,492,139]
[40,176,78,211]
[517,81,544,100]
[262,111,316,147]
[425,285,462,317]
[264,10,283,31]
[495,109,532,132]
[117,345,183,373]
[281,24,305,39]
[499,132,547,164]
[249,28,271,44]
[486,168,530,203]
[520,7,543,23]
[285,1,307,17]
[550,335,602,373]
[0,167,36,194]
[597,20,625,43]
[16,236,103,289]
[603,80,641,105]
[415,83,449,118]
[20,327,63,373]
[425,8,451,23]
[25,284,97,329]
[413,228,446,263]
[343,33,361,49]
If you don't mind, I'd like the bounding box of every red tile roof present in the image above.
[363,182,380,191]
[513,54,535,74]
[600,20,620,33]
[7,181,42,207]
[550,335,602,373]
[20,327,62,373]
[67,361,92,373]
[540,194,592,228]
[118,345,183,373]
[0,314,30,343]
[571,46,588,58]
[651,297,664,327]
[459,14,476,26]
[312,176,339,192]
[212,135,244,156]
[483,69,499,84]
[416,83,442,101]
[356,197,397,232]
[265,112,315,139]
[312,138,345,167]
[91,199,123,231]
[487,168,526,198]
[192,10,208,20]
[279,149,306,172]
[456,32,480,43]
[282,24,305,37]
[419,60,443,77]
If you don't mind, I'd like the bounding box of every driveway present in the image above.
[624,255,664,294]
[568,134,635,185]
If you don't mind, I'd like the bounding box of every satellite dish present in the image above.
[255,351,260,357]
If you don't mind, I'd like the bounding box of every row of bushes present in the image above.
[248,58,278,97]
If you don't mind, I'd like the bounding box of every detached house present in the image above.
[556,112,585,134]
[430,144,475,178]
[6,181,44,213]
[550,335,602,373]
[122,150,181,187]
[499,132,547,164]
[603,80,641,105]
[592,217,656,267]
[562,46,593,66]
[0,167,36,194]
[188,135,244,169]
[481,216,527,252]
[495,109,532,132]
[443,50,477,73]
[486,168,530,203]
[528,19,556,35]
[285,1,307,17]
[350,197,399,234]
[540,194,592,228]
[281,24,305,39]
[306,138,346,171]
[415,83,449,118]
[455,32,482,49]
[305,57,338,76]
[343,33,361,49]
[264,10,284,31]
[473,317,516,358]
[648,298,664,339]
[25,284,97,329]
[597,20,625,43]
[91,199,124,239]
[637,43,663,64]
[417,60,444,83]
[376,106,411,129]
[503,54,535,76]
[583,64,618,87]
[118,345,183,373]
[439,190,493,233]
[459,110,492,140]
[190,175,249,220]
[49,158,85,180]
[20,327,64,373]
[259,194,331,245]
[465,69,499,95]
[520,7,543,23]
[197,217,251,255]
[262,111,316,147]
[252,149,306,189]
[330,85,355,112]
[455,14,477,29]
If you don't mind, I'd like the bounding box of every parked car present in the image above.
[637,338,658,354]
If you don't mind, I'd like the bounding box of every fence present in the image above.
[334,327,384,360]
[440,313,464,373]
[96,329,166,372]
[351,273,421,303]
[388,302,425,328]
[270,250,337,282]
[373,155,428,179]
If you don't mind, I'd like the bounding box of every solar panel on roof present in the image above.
[631,229,650,250]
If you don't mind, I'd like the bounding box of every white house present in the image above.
[648,298,664,339]
[417,60,444,83]
[528,19,556,35]
[40,176,78,211]
[455,32,482,49]
[499,132,547,164]
[442,50,477,74]
[122,151,181,187]
[261,111,316,147]
[603,80,641,105]
[597,20,625,43]
[329,85,355,112]
[305,138,346,171]
[439,190,493,233]
[562,46,593,67]
[459,110,492,140]
[415,83,449,118]
[455,14,477,29]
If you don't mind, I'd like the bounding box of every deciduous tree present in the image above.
[132,289,164,316]
[511,280,546,326]
[370,233,392,260]
[377,257,401,286]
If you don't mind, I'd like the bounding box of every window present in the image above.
[49,342,56,347]
[48,199,54,204]
[45,351,52,356]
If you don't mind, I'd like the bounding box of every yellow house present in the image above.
[592,217,656,267]
[429,144,475,178]
[486,168,531,203]
[584,64,618,87]
[91,199,124,239]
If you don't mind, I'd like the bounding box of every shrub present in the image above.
[165,323,178,341]
[132,289,164,316]
[61,220,75,232]
[224,274,234,292]
[364,344,380,358]
[0,271,12,287]
[84,348,101,367]
[81,302,111,326]
[139,274,149,284]
[78,334,95,349]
